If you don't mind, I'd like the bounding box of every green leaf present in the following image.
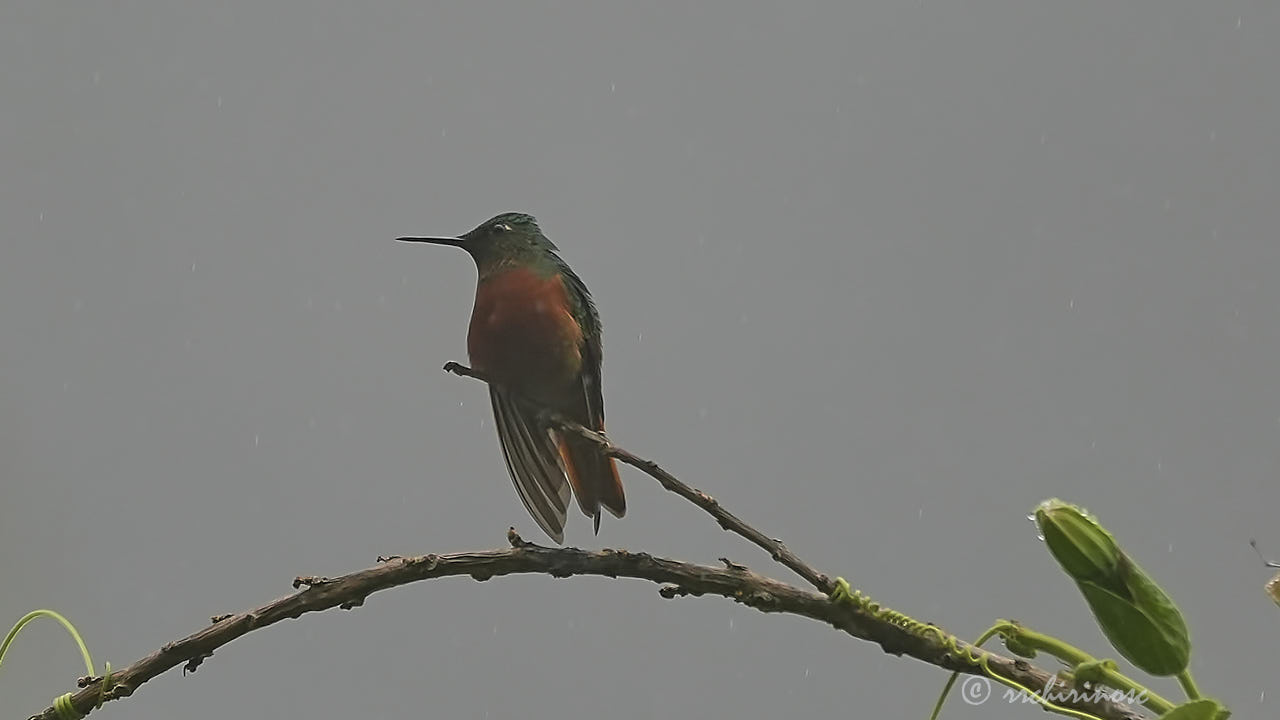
[1077,579,1189,676]
[1157,698,1229,720]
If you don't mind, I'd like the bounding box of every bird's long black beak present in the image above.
[397,236,465,247]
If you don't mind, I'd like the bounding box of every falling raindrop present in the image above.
[728,618,734,631]
[254,434,260,447]
[217,96,223,108]
[38,212,44,222]
[610,82,616,93]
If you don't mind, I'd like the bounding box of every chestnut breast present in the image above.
[467,267,585,403]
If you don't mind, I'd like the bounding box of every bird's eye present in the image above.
[494,223,512,233]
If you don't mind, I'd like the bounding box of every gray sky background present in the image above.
[3,2,1278,718]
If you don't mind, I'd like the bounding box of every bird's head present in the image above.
[398,212,558,272]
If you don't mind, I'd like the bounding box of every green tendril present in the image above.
[829,579,1105,720]
[1,609,114,718]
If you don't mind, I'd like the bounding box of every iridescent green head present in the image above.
[398,212,559,272]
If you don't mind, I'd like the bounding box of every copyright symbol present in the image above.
[960,676,991,705]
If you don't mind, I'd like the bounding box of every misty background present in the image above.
[3,2,1278,718]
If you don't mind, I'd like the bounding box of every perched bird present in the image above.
[399,213,625,543]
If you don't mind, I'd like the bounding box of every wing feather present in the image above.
[489,387,571,543]
[554,263,626,521]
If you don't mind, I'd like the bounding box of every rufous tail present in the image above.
[558,432,625,533]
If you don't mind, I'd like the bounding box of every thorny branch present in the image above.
[31,532,1145,720]
[28,363,1150,720]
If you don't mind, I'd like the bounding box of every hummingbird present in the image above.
[399,213,625,543]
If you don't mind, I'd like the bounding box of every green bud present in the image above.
[1035,499,1191,676]
[1035,499,1119,582]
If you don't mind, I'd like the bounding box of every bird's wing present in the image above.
[556,261,606,429]
[554,263,625,523]
[490,386,571,543]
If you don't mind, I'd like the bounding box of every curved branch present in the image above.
[443,361,831,593]
[31,533,1145,720]
[30,366,1150,720]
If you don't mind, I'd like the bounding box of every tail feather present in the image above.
[490,387,571,543]
[557,432,626,534]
